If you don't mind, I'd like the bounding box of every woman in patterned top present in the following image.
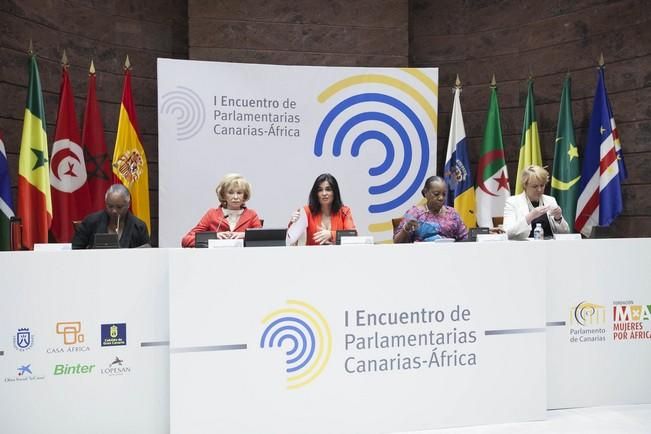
[393,176,468,243]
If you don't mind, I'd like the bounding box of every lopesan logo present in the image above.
[100,356,131,376]
[53,363,95,375]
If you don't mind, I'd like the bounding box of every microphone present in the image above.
[116,214,120,234]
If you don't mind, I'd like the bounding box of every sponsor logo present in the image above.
[568,301,607,343]
[56,321,84,345]
[260,300,331,389]
[101,323,127,347]
[53,363,95,376]
[612,301,651,341]
[4,364,45,383]
[100,356,132,376]
[13,328,34,351]
[48,322,90,354]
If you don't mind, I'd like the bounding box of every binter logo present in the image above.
[569,301,606,326]
[56,321,84,345]
[260,300,332,390]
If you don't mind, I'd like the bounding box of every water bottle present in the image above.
[533,223,544,240]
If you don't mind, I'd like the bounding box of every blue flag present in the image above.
[1,132,16,250]
[444,86,476,228]
[575,68,623,237]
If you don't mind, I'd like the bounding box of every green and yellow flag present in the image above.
[516,79,542,194]
[550,75,580,232]
[17,51,52,249]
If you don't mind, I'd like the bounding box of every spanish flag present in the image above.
[18,50,52,249]
[112,56,150,231]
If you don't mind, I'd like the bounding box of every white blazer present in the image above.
[503,193,570,240]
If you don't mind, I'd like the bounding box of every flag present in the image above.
[443,83,476,228]
[0,132,15,251]
[515,79,542,194]
[550,75,580,232]
[50,56,92,242]
[112,58,150,231]
[82,60,111,211]
[475,80,510,227]
[575,66,623,237]
[18,52,52,249]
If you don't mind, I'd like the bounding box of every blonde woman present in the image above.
[503,165,569,240]
[181,174,262,247]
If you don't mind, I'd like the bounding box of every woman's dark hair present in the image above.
[309,173,343,214]
[421,175,445,197]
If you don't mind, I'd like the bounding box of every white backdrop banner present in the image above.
[546,238,651,409]
[169,244,547,434]
[157,59,438,246]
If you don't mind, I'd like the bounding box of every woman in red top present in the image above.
[289,173,356,245]
[181,174,262,247]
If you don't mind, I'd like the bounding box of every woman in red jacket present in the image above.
[288,173,356,245]
[181,173,262,247]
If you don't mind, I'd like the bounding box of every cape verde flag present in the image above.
[575,67,623,237]
[443,85,476,228]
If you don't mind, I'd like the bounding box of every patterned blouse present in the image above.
[395,205,468,242]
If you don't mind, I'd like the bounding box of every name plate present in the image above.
[33,243,72,251]
[339,236,374,245]
[553,233,582,241]
[476,233,508,242]
[208,239,244,248]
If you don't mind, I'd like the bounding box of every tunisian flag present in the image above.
[112,56,150,231]
[82,60,111,211]
[50,58,91,242]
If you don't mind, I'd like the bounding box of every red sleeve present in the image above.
[181,209,219,247]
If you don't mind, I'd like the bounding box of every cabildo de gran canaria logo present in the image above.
[260,300,332,390]
[314,70,438,235]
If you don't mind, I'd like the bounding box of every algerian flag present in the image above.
[550,75,580,232]
[515,79,542,195]
[475,81,510,227]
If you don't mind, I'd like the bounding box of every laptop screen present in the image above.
[244,228,287,247]
[335,230,358,245]
[195,232,218,248]
[92,233,119,249]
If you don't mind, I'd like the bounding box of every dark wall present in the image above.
[411,0,651,236]
[188,0,409,66]
[0,0,187,246]
[2,0,649,241]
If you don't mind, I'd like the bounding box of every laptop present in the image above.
[244,228,287,247]
[335,230,358,245]
[589,225,614,239]
[458,227,489,242]
[92,233,120,249]
[195,231,218,248]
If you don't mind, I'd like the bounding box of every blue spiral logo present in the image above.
[160,86,206,140]
[314,72,438,214]
[260,300,331,389]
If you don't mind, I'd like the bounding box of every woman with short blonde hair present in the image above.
[182,173,262,247]
[503,165,570,240]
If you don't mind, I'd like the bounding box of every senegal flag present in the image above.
[515,79,542,194]
[18,53,52,249]
[550,75,580,232]
[112,59,150,231]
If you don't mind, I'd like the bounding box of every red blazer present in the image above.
[304,205,355,246]
[181,207,262,247]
